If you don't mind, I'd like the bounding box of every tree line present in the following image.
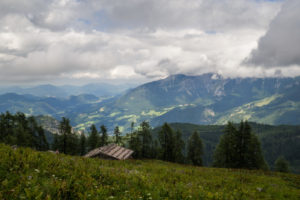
[0,112,290,172]
[0,112,49,151]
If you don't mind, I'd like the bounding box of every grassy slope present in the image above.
[1,144,299,200]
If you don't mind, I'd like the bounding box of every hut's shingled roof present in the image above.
[84,144,134,160]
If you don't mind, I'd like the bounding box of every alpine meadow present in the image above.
[1,0,300,199]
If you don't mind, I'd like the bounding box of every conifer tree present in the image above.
[213,122,237,168]
[158,123,175,162]
[173,130,185,163]
[114,126,121,144]
[59,117,72,154]
[79,133,87,156]
[187,131,203,166]
[213,121,267,170]
[99,125,108,146]
[129,131,142,158]
[139,121,152,158]
[88,124,99,151]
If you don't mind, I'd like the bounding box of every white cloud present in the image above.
[0,0,288,85]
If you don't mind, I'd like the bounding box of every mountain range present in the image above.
[0,83,134,98]
[1,73,300,131]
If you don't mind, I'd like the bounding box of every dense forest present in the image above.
[0,112,295,173]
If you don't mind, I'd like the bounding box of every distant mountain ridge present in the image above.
[0,73,300,131]
[0,83,135,98]
[73,73,299,131]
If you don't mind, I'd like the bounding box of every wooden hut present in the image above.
[84,144,134,160]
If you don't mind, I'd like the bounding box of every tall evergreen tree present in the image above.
[158,123,175,162]
[213,122,238,168]
[79,133,87,156]
[99,125,108,146]
[36,126,49,151]
[52,134,60,151]
[187,131,203,166]
[139,121,152,158]
[88,124,99,151]
[173,130,185,163]
[114,126,121,144]
[59,117,72,154]
[213,121,267,170]
[129,131,142,158]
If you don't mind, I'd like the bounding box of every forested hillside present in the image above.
[153,123,300,173]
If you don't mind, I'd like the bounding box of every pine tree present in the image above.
[52,134,60,151]
[79,133,87,156]
[129,131,142,158]
[36,126,49,151]
[173,130,185,163]
[59,117,72,154]
[99,125,108,146]
[187,131,203,166]
[213,121,267,170]
[139,121,152,158]
[88,124,99,151]
[114,126,121,144]
[158,123,175,162]
[213,122,237,168]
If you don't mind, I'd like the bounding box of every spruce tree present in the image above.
[59,117,72,154]
[213,122,237,168]
[158,123,175,162]
[173,130,185,163]
[139,121,152,158]
[114,126,121,144]
[213,121,267,170]
[88,124,99,151]
[187,131,203,166]
[79,133,87,156]
[99,125,108,146]
[129,131,142,158]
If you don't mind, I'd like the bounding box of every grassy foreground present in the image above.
[0,144,299,200]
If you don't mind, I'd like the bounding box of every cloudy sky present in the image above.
[0,0,299,85]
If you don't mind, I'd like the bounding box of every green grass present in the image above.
[0,144,299,200]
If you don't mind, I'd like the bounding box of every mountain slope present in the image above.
[69,73,300,131]
[1,144,299,199]
[1,73,300,131]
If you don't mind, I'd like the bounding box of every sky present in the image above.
[0,0,299,85]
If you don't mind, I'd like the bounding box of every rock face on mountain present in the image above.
[1,73,300,131]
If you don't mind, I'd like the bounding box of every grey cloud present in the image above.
[102,0,280,31]
[0,0,291,85]
[246,0,300,67]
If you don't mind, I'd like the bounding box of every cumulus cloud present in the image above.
[246,0,300,67]
[0,0,286,84]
